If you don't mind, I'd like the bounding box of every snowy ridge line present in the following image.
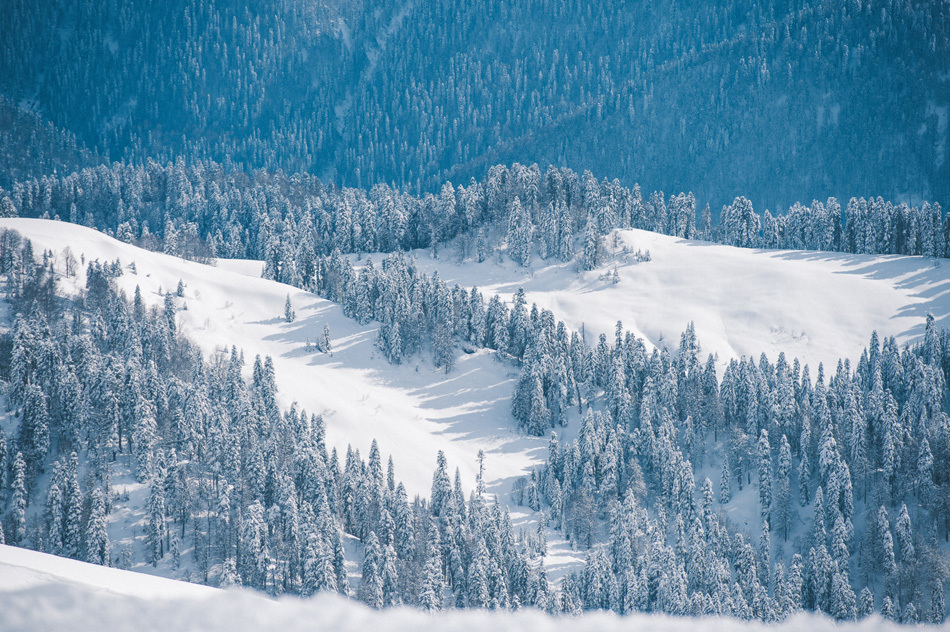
[0,544,905,632]
[0,544,217,600]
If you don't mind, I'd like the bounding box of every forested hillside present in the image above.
[1,0,947,208]
[0,227,540,606]
[1,218,948,623]
[1,0,949,626]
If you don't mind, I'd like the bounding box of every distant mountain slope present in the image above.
[0,98,101,189]
[1,0,946,208]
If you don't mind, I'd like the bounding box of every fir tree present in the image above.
[857,587,874,619]
[719,456,732,504]
[581,213,601,271]
[85,487,110,566]
[775,435,792,541]
[359,532,384,608]
[10,452,27,544]
[18,384,50,479]
[757,430,772,527]
[145,475,167,566]
[284,294,295,323]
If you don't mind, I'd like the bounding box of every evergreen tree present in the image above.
[931,580,945,625]
[145,474,167,566]
[18,384,50,479]
[85,487,110,566]
[857,587,874,619]
[10,452,27,544]
[895,503,914,566]
[830,570,857,621]
[284,294,295,323]
[359,532,384,608]
[719,456,731,504]
[581,213,602,271]
[757,430,772,527]
[419,523,444,611]
[775,435,792,541]
[430,451,452,517]
[62,453,83,558]
[45,477,64,555]
[506,198,532,267]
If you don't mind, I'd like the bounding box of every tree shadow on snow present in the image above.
[251,292,549,496]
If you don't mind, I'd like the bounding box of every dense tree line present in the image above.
[1,0,947,208]
[2,162,947,275]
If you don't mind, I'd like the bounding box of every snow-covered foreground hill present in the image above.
[0,544,903,632]
[0,218,540,500]
[408,229,950,372]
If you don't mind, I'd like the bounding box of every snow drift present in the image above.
[0,544,906,632]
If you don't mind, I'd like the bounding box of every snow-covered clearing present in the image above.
[0,544,904,632]
[409,229,950,373]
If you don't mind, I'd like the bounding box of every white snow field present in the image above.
[409,229,950,373]
[0,543,217,600]
[0,544,905,632]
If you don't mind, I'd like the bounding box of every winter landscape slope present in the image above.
[7,216,950,500]
[0,543,216,600]
[0,543,905,632]
[0,217,536,500]
[2,216,949,623]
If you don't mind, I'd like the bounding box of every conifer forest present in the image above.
[0,0,948,629]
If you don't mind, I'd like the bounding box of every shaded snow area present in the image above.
[0,218,538,500]
[0,218,587,585]
[407,228,950,372]
[0,544,903,632]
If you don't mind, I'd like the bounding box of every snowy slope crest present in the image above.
[0,545,908,632]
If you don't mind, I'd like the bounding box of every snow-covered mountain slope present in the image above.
[0,544,216,600]
[8,217,948,497]
[407,229,950,371]
[0,544,902,632]
[0,218,541,500]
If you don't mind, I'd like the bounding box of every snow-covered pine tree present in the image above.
[284,294,295,322]
[84,486,110,565]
